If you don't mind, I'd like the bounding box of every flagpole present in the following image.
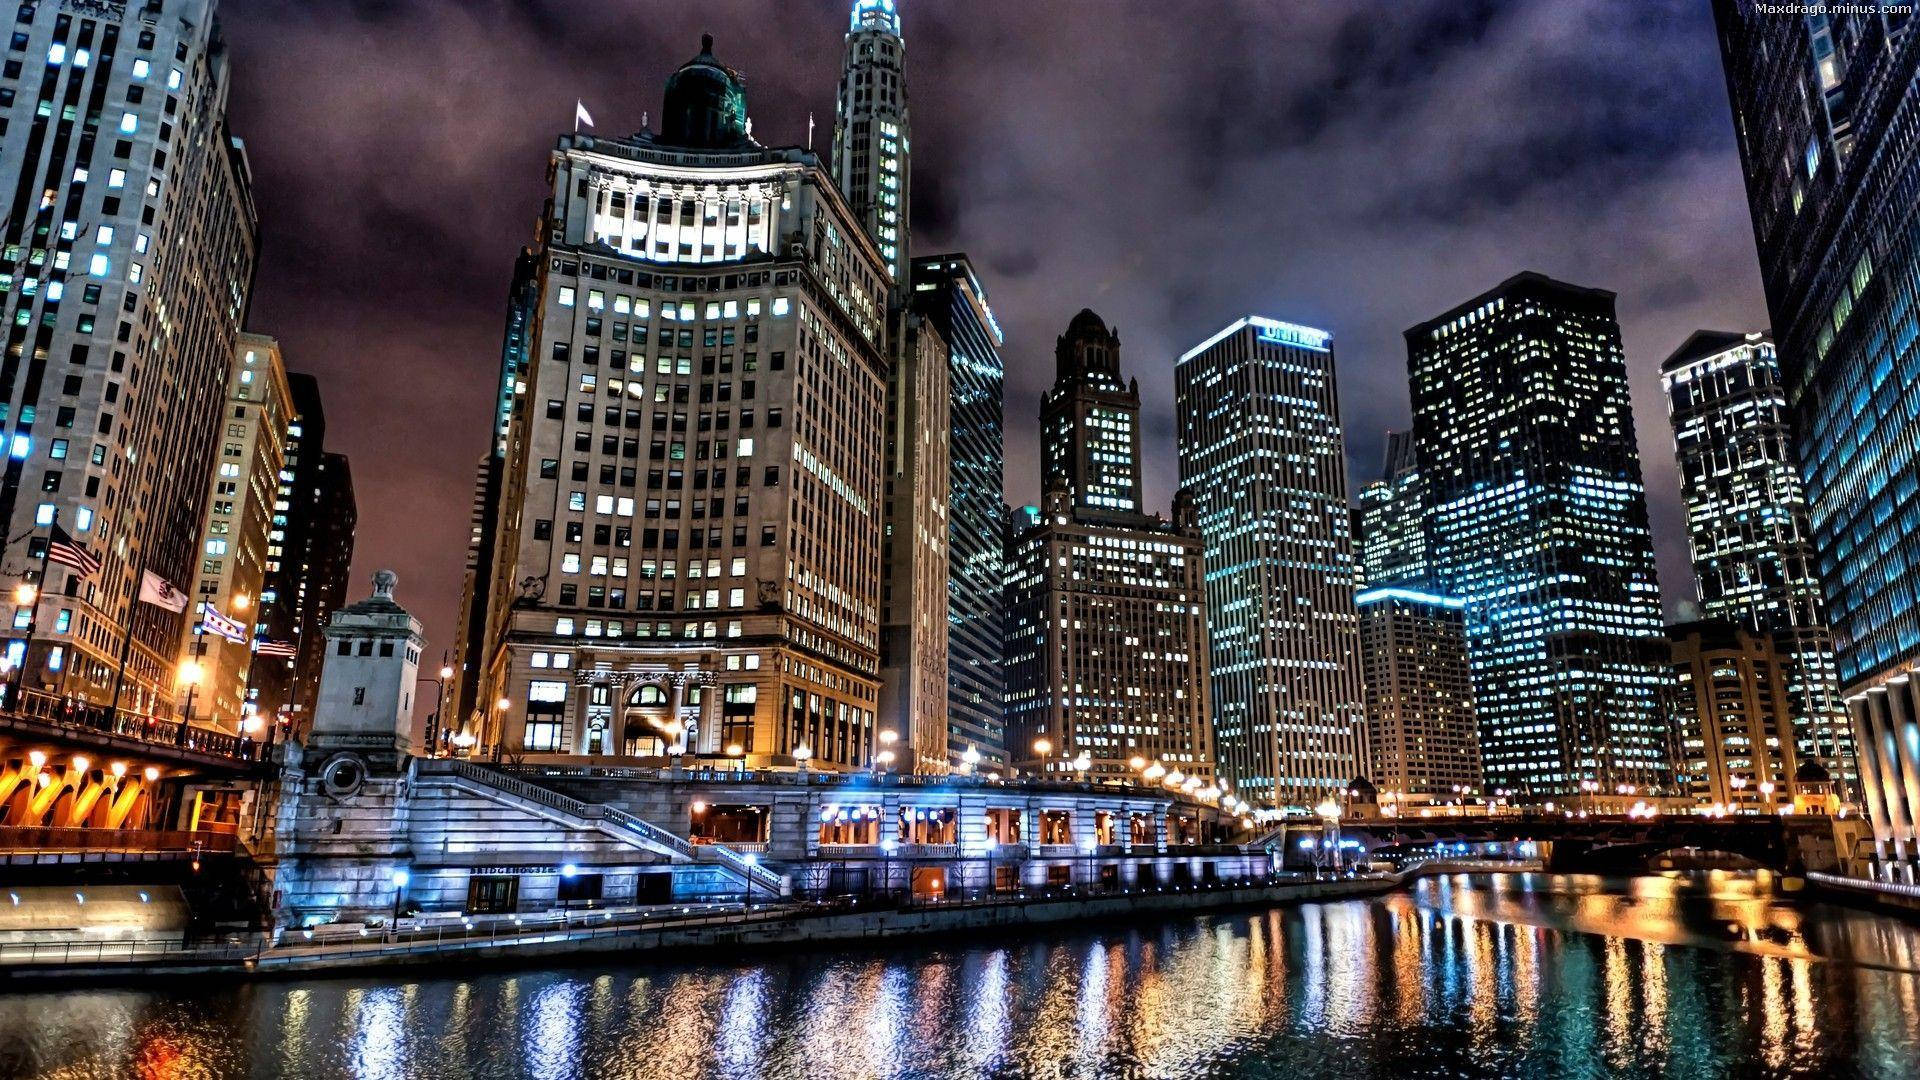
[8,509,56,711]
[108,544,147,728]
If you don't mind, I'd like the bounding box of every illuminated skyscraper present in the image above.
[912,254,1007,768]
[1356,586,1479,806]
[1007,311,1211,782]
[1712,3,1920,879]
[1659,330,1849,790]
[1356,430,1426,590]
[1176,316,1366,809]
[1408,273,1671,799]
[0,0,257,713]
[469,37,893,771]
[833,0,909,285]
[1043,311,1142,524]
[1668,619,1800,812]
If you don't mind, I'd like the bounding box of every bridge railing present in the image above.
[3,689,264,765]
[0,826,238,854]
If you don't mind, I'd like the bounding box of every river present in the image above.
[2,873,1918,1078]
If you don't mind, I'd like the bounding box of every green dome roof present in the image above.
[660,34,749,149]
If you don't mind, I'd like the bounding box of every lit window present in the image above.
[558,286,576,307]
[118,112,138,133]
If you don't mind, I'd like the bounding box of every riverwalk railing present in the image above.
[1807,871,1920,900]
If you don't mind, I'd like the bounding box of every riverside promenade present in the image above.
[1,870,1426,983]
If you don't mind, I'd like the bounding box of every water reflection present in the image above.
[1,873,1918,1079]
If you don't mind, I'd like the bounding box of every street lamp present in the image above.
[390,868,410,930]
[177,660,204,724]
[875,729,898,777]
[961,745,981,775]
[794,742,813,779]
[726,742,745,776]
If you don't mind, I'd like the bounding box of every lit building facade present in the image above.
[1007,311,1212,784]
[1356,587,1479,806]
[247,371,323,722]
[1005,496,1213,784]
[453,250,539,732]
[1176,316,1366,810]
[472,39,892,773]
[1659,330,1850,790]
[912,254,1007,768]
[1043,311,1142,524]
[1356,430,1426,590]
[0,0,257,714]
[1408,273,1672,799]
[1668,619,1800,813]
[299,452,355,726]
[1712,3,1920,879]
[877,311,948,772]
[832,0,909,284]
[179,333,290,729]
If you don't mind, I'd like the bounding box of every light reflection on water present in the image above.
[2,873,1919,1079]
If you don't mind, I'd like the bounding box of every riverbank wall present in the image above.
[1,875,1397,983]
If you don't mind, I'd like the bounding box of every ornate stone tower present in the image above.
[832,0,910,284]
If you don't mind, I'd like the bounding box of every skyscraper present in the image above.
[1176,316,1366,810]
[1356,586,1479,807]
[180,333,291,730]
[1006,311,1212,782]
[1712,4,1920,879]
[911,253,1006,768]
[832,0,910,285]
[248,371,325,721]
[1408,273,1671,800]
[452,249,539,731]
[1659,330,1849,790]
[298,451,356,725]
[0,0,257,716]
[1043,311,1142,524]
[1357,431,1426,590]
[1668,619,1800,813]
[470,37,892,771]
[877,310,949,772]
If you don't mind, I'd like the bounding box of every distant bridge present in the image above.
[1332,814,1802,873]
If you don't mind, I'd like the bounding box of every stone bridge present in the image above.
[1336,814,1817,873]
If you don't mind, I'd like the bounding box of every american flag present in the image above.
[47,523,101,577]
[254,638,298,659]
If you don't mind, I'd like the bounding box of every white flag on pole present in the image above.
[138,569,189,612]
[574,100,595,131]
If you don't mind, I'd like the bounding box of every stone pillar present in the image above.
[1888,679,1920,882]
[1867,691,1914,873]
[1850,695,1892,873]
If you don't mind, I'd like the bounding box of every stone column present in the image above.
[1850,695,1893,873]
[1867,691,1914,873]
[1892,679,1920,881]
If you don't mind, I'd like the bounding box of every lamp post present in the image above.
[420,664,453,757]
[492,696,511,762]
[389,868,410,932]
[726,741,745,777]
[960,745,980,775]
[1315,799,1343,876]
[177,659,204,726]
[875,728,897,778]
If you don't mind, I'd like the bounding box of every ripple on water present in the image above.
[0,875,1916,1080]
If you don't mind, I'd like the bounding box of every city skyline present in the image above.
[212,0,1767,655]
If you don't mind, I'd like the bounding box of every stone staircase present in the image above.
[416,759,787,895]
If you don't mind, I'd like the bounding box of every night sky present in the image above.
[218,0,1767,658]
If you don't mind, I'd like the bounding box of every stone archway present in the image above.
[622,682,677,757]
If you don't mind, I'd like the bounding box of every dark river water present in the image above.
[3,873,1919,1079]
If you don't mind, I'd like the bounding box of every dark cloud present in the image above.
[218,0,1763,651]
